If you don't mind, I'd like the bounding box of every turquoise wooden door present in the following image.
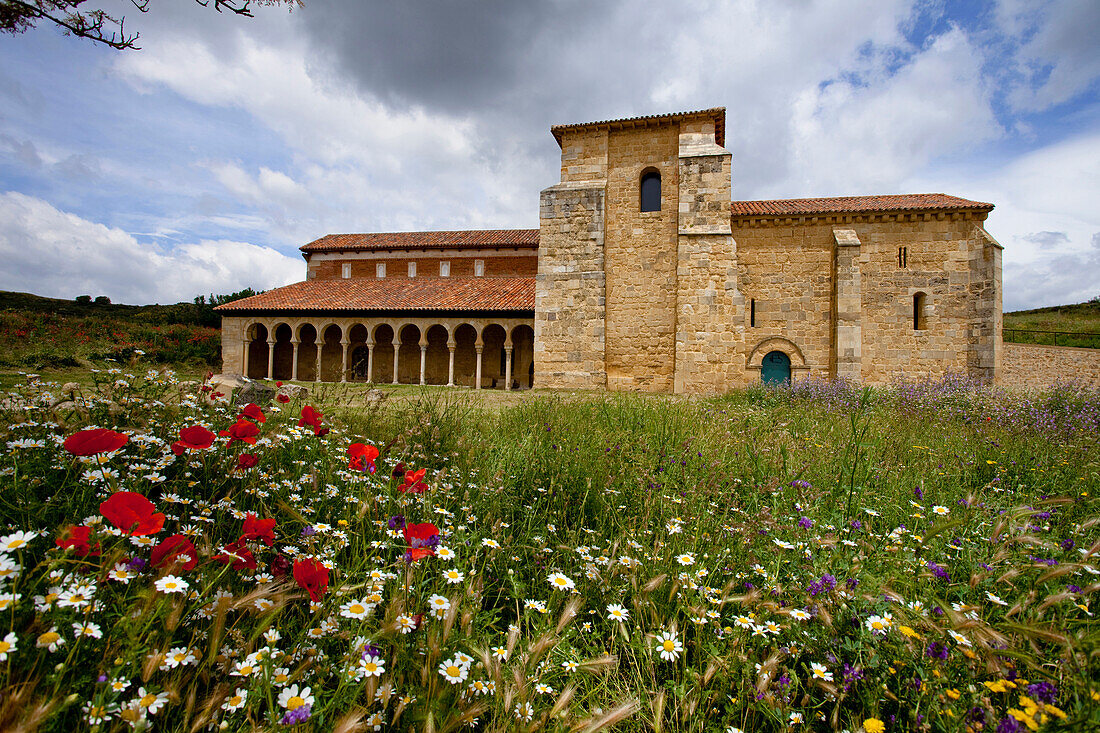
[761,351,791,385]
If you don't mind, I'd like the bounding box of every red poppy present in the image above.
[276,393,290,404]
[399,468,429,494]
[213,540,257,571]
[298,405,326,435]
[238,403,266,424]
[270,553,292,580]
[404,522,439,562]
[275,381,283,387]
[100,491,165,536]
[347,443,379,473]
[220,419,261,446]
[63,428,128,456]
[55,525,99,557]
[150,534,198,571]
[170,425,216,456]
[241,513,276,546]
[293,558,329,602]
[236,453,259,470]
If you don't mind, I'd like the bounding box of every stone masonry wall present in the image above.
[858,214,993,384]
[733,222,835,382]
[673,130,743,394]
[999,343,1100,389]
[534,182,607,389]
[603,125,680,392]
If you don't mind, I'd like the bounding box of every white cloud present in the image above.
[918,131,1100,309]
[788,26,1000,195]
[0,191,302,304]
[997,0,1100,112]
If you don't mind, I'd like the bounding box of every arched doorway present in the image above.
[425,325,449,385]
[373,324,395,383]
[454,324,478,387]
[510,325,535,389]
[246,323,268,379]
[761,351,791,385]
[397,324,421,384]
[481,324,506,389]
[348,324,369,380]
[272,323,293,381]
[320,324,343,382]
[296,324,318,381]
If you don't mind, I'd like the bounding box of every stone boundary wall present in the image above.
[999,342,1100,389]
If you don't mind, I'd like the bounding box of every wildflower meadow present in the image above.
[0,366,1097,732]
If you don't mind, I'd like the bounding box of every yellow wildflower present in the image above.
[863,719,885,733]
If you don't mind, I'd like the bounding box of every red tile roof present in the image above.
[301,229,539,253]
[551,108,726,148]
[730,193,994,217]
[214,277,535,313]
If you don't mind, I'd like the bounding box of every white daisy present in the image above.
[606,603,629,622]
[547,572,575,591]
[654,631,682,661]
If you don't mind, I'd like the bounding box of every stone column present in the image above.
[314,345,322,383]
[266,338,275,379]
[240,339,249,375]
[475,344,483,390]
[419,345,427,386]
[504,345,513,390]
[291,339,299,381]
[366,342,375,383]
[447,341,456,386]
[392,343,400,385]
[833,229,863,383]
[340,338,350,383]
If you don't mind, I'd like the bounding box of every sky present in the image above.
[0,0,1098,311]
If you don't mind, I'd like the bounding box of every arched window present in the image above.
[640,169,661,212]
[913,292,927,330]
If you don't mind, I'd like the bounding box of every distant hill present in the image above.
[1004,299,1100,348]
[0,290,224,370]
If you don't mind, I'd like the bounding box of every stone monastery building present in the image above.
[217,108,1003,394]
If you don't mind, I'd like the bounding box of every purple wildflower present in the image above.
[388,514,406,530]
[798,516,813,529]
[1027,681,1058,704]
[280,704,312,725]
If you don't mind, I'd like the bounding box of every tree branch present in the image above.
[5,0,140,49]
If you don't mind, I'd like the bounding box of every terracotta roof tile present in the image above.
[214,277,535,313]
[301,229,539,253]
[551,108,726,147]
[730,193,994,217]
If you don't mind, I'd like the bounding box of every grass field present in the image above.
[0,291,225,371]
[1003,300,1100,348]
[0,365,1096,732]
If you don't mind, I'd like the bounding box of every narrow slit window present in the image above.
[341,263,351,279]
[640,169,661,212]
[913,292,927,330]
[408,262,416,277]
[440,261,451,277]
[750,299,756,327]
[898,247,908,268]
[474,259,485,277]
[375,263,386,278]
